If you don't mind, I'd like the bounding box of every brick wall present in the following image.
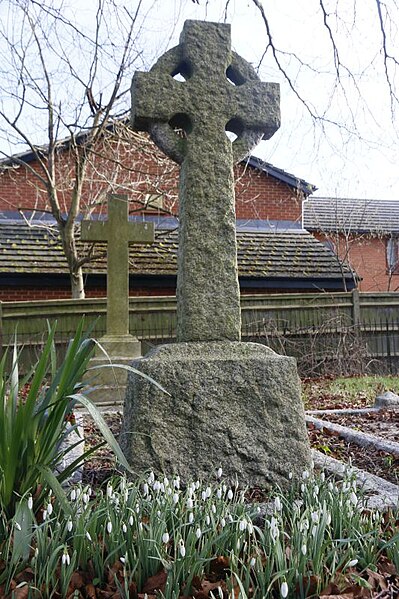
[314,232,399,292]
[0,133,303,221]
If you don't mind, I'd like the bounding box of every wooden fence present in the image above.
[1,291,399,375]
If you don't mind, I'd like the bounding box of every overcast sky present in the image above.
[1,0,398,201]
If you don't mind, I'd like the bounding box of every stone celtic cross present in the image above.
[131,20,280,342]
[81,194,154,337]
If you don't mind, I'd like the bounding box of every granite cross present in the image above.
[131,20,280,342]
[81,194,154,337]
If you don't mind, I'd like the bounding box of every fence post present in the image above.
[352,289,360,326]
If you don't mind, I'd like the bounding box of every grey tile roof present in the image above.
[0,220,354,283]
[303,197,399,234]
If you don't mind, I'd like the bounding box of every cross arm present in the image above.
[81,220,109,242]
[127,221,155,243]
[233,81,280,139]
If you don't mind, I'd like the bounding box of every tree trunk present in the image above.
[70,266,85,299]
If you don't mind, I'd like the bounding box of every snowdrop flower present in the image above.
[239,519,247,532]
[347,558,358,568]
[212,504,216,514]
[201,490,207,501]
[160,482,165,493]
[247,521,254,535]
[301,544,307,556]
[350,491,358,506]
[27,496,33,510]
[300,483,305,493]
[325,511,331,525]
[153,480,161,492]
[328,481,334,492]
[14,522,22,531]
[227,489,233,500]
[293,499,303,512]
[320,472,325,483]
[166,487,172,496]
[216,488,222,499]
[157,510,161,518]
[206,515,210,526]
[86,531,92,542]
[42,510,47,521]
[62,550,71,566]
[250,557,256,568]
[302,470,310,480]
[311,511,319,523]
[274,496,282,512]
[107,521,113,534]
[187,498,194,509]
[228,514,234,524]
[138,522,143,531]
[129,515,134,526]
[107,484,113,498]
[220,517,226,528]
[82,493,89,505]
[280,581,289,598]
[67,519,73,532]
[313,485,319,497]
[148,471,155,484]
[135,504,140,514]
[300,518,309,532]
[173,493,179,504]
[143,483,149,496]
[122,523,127,534]
[222,484,227,493]
[120,556,126,564]
[288,472,293,480]
[162,532,169,544]
[196,527,202,539]
[174,477,180,489]
[70,489,77,501]
[163,477,169,487]
[195,480,200,490]
[311,525,318,537]
[179,541,186,558]
[205,486,212,498]
[188,512,194,524]
[217,467,223,478]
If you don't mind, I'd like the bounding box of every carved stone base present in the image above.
[121,341,312,488]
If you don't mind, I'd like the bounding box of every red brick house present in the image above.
[303,197,399,292]
[0,134,357,300]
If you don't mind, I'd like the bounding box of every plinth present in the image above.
[121,342,311,488]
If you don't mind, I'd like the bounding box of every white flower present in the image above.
[274,496,282,512]
[301,544,307,556]
[163,477,169,487]
[27,496,33,510]
[311,511,319,523]
[280,581,289,598]
[174,477,180,489]
[206,515,210,526]
[187,498,194,509]
[250,557,256,567]
[160,483,165,493]
[42,510,47,521]
[107,484,113,498]
[288,472,293,480]
[70,489,77,501]
[14,522,22,531]
[188,512,194,524]
[173,493,179,504]
[179,541,186,558]
[227,489,233,500]
[67,519,73,532]
[350,492,358,506]
[328,481,334,492]
[120,556,126,564]
[222,484,227,493]
[347,558,358,568]
[138,522,143,531]
[228,514,234,524]
[205,486,211,498]
[239,519,247,532]
[216,488,222,499]
[196,527,202,539]
[302,470,309,480]
[212,504,216,514]
[311,525,318,537]
[82,493,89,505]
[195,480,200,489]
[217,467,223,478]
[107,521,113,534]
[62,551,71,566]
[148,471,155,484]
[300,483,305,493]
[320,472,325,483]
[220,518,226,528]
[86,531,92,542]
[143,483,149,496]
[201,490,207,501]
[153,480,161,492]
[162,532,169,544]
[122,523,127,534]
[129,515,134,526]
[247,521,254,535]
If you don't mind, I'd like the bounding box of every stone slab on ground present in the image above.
[375,391,399,409]
[56,413,84,485]
[121,341,311,489]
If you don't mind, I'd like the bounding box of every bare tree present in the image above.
[0,0,179,298]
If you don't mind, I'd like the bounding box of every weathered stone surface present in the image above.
[120,342,311,487]
[375,391,399,408]
[131,20,280,342]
